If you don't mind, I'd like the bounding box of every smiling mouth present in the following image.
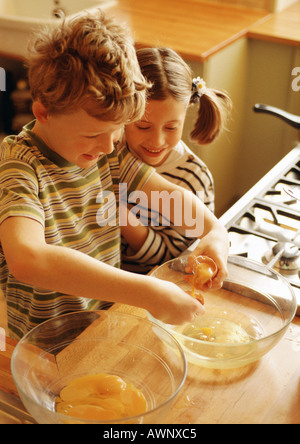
[142,147,164,154]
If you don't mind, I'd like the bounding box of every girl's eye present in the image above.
[166,127,178,131]
[136,125,150,130]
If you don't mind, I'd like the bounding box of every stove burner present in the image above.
[262,242,300,271]
[222,146,300,315]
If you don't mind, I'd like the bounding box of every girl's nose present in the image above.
[149,130,165,148]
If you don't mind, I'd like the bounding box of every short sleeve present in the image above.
[0,158,45,226]
[115,144,155,194]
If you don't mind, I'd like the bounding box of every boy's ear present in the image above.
[32,101,49,123]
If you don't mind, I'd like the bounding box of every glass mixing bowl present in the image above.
[149,255,297,369]
[11,310,187,424]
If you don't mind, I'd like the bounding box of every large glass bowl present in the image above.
[11,310,187,424]
[149,255,297,369]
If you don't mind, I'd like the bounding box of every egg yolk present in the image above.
[184,255,217,300]
[55,374,147,421]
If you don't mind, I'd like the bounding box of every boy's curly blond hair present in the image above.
[26,10,149,123]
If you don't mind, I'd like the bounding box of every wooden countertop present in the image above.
[248,2,300,46]
[1,304,300,424]
[2,1,298,64]
[107,0,270,61]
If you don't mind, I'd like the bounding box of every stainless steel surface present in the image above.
[220,145,300,316]
[283,185,300,201]
[0,390,36,424]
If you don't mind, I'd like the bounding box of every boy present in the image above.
[0,11,228,340]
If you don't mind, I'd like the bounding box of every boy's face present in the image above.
[125,96,187,167]
[35,107,124,168]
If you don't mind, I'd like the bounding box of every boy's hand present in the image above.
[145,277,205,326]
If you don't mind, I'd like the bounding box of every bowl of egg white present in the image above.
[148,255,297,369]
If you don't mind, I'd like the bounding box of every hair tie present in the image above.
[191,77,207,103]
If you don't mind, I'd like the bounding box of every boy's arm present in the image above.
[0,216,205,325]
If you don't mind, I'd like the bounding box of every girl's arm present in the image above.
[0,216,205,325]
[121,205,193,274]
[120,206,149,256]
[142,172,229,287]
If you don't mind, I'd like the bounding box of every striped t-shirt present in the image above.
[121,140,214,274]
[0,121,153,340]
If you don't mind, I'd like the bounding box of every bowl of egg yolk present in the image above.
[11,310,187,424]
[148,254,297,369]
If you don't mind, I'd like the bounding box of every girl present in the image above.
[121,47,232,273]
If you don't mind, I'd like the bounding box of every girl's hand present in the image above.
[193,227,229,290]
[145,277,205,325]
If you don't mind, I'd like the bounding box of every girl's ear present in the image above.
[32,101,49,124]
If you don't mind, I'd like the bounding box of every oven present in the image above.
[220,104,300,316]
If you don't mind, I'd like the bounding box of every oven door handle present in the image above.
[254,104,300,130]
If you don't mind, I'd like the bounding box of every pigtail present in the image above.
[190,88,232,145]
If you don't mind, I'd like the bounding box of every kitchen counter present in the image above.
[2,1,299,63]
[248,2,300,46]
[0,304,299,424]
[106,0,300,63]
[107,0,270,62]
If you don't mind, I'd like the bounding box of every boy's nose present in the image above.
[100,134,116,154]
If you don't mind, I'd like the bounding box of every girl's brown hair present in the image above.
[26,11,150,124]
[136,47,232,145]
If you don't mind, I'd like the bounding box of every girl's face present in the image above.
[125,96,187,167]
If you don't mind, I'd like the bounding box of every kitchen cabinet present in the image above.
[185,38,298,217]
[183,3,300,215]
[182,38,249,216]
[239,2,300,197]
[236,40,300,197]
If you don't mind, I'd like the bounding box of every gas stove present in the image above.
[220,145,300,316]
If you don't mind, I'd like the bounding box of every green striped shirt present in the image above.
[0,121,153,340]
